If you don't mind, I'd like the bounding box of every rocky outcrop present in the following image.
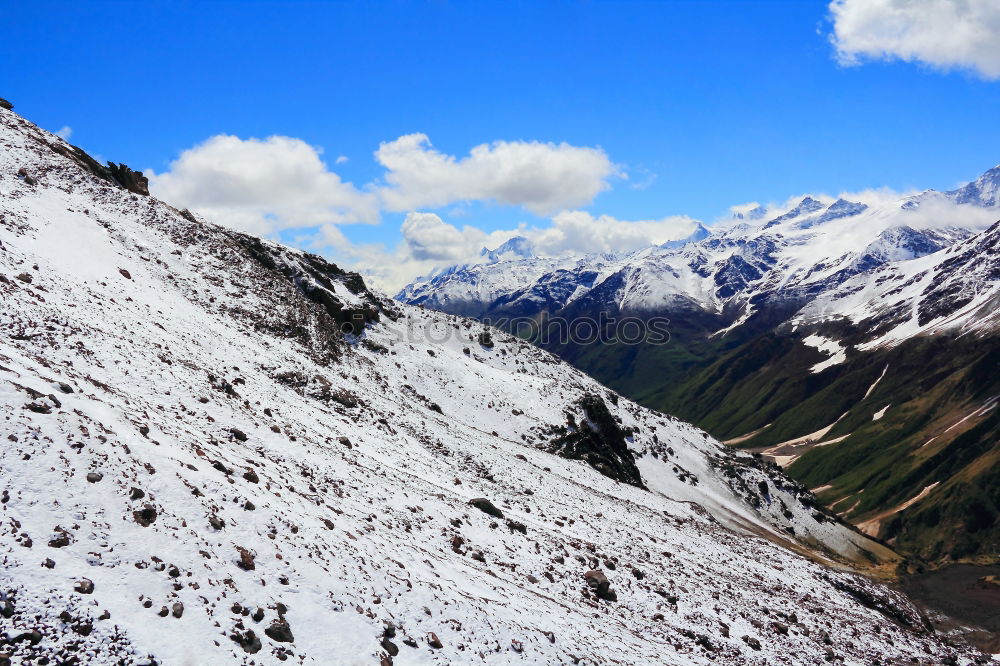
[545,393,644,488]
[107,162,149,195]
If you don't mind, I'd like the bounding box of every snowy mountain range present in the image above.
[398,164,1000,565]
[3,105,988,663]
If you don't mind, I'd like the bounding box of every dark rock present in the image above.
[742,635,761,650]
[231,629,262,654]
[133,505,157,527]
[243,469,259,483]
[584,569,617,601]
[265,618,294,643]
[10,629,42,646]
[545,394,645,488]
[1,599,13,618]
[48,529,72,548]
[42,558,55,569]
[171,602,184,618]
[0,97,12,110]
[130,487,145,500]
[469,498,504,519]
[86,472,103,483]
[251,607,265,622]
[506,519,527,534]
[118,268,132,280]
[74,578,94,594]
[380,638,399,656]
[236,546,255,571]
[231,428,248,442]
[106,162,149,196]
[427,632,443,649]
[158,606,169,617]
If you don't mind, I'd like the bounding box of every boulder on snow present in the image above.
[469,497,504,519]
[584,569,617,601]
[264,618,294,643]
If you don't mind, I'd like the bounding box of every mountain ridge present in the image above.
[2,105,980,663]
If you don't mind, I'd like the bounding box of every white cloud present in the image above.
[531,211,701,256]
[335,155,349,164]
[829,0,1000,79]
[375,133,620,216]
[55,126,72,140]
[332,211,705,292]
[146,135,379,236]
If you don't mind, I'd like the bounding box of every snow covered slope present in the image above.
[0,107,983,664]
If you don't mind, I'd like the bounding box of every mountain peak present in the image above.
[480,235,535,262]
[659,222,711,249]
[947,163,1000,207]
[763,196,826,228]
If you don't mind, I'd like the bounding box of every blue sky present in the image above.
[3,1,1000,287]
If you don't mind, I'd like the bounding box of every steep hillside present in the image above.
[0,108,983,663]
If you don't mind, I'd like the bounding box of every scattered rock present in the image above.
[86,472,103,483]
[231,629,262,654]
[243,469,259,483]
[133,504,157,527]
[469,497,504,519]
[427,632,443,649]
[231,428,248,442]
[380,638,399,656]
[130,487,145,500]
[236,546,256,571]
[75,578,94,594]
[584,569,617,602]
[48,528,72,548]
[10,629,42,646]
[0,97,12,110]
[265,618,294,643]
[118,268,132,280]
[742,635,761,650]
[171,602,184,618]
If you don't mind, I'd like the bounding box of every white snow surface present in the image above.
[0,108,982,664]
